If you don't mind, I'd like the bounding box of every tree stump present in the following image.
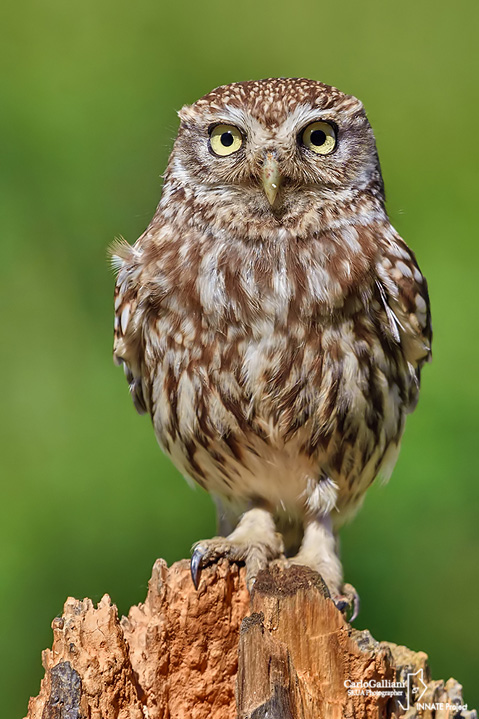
[24,559,476,719]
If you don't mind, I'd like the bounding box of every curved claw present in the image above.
[190,545,205,590]
[351,597,360,623]
[334,583,360,623]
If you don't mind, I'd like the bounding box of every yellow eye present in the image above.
[209,124,243,156]
[301,121,336,155]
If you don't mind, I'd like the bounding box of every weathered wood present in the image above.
[24,559,475,719]
[237,565,438,718]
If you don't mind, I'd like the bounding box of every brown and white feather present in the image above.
[111,79,431,591]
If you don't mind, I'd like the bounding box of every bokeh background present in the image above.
[2,0,478,714]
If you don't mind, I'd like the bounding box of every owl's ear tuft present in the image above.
[108,236,133,273]
[178,104,195,122]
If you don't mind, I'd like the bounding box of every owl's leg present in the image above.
[291,514,342,594]
[290,514,360,621]
[191,507,284,591]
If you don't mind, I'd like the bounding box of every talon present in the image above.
[334,597,348,613]
[350,597,360,622]
[344,582,360,622]
[334,583,360,622]
[246,574,257,593]
[190,545,205,590]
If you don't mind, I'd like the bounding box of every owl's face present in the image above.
[167,79,383,232]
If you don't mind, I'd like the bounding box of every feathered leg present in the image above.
[290,513,360,620]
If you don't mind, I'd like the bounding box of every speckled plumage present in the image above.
[111,78,431,603]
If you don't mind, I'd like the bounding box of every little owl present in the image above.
[111,78,431,618]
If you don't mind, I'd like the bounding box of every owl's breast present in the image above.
[144,286,410,511]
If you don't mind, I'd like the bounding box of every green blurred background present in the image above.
[1,0,478,714]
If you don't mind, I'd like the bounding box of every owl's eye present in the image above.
[209,124,243,156]
[301,121,336,155]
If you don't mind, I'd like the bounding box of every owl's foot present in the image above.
[190,539,281,590]
[333,583,360,622]
[191,507,284,591]
[289,513,360,622]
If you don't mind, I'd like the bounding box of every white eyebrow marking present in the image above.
[275,105,334,139]
[215,104,337,151]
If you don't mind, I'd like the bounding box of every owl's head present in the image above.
[165,78,384,235]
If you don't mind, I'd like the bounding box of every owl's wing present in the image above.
[110,238,148,415]
[375,235,432,412]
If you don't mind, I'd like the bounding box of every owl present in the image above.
[111,78,431,618]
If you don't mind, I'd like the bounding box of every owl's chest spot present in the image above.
[186,231,371,332]
[147,301,408,509]
[151,299,404,443]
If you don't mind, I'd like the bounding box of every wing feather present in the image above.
[110,238,149,415]
[375,234,432,412]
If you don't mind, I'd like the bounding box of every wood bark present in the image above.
[24,559,475,719]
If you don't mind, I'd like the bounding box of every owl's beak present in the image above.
[261,153,282,207]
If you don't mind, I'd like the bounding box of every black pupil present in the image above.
[310,129,326,146]
[221,131,234,147]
